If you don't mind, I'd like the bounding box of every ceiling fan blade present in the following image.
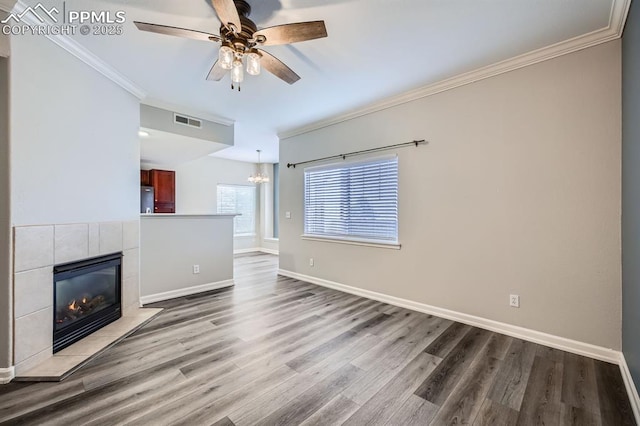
[253,21,327,46]
[211,0,242,31]
[258,49,300,84]
[134,21,220,42]
[207,60,227,81]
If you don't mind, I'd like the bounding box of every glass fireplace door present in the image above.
[53,252,122,352]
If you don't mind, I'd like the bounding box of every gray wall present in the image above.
[0,54,11,371]
[140,216,234,301]
[280,41,622,349]
[10,33,140,226]
[0,7,11,376]
[0,24,8,58]
[140,105,233,146]
[623,0,640,392]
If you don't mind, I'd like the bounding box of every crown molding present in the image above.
[142,98,235,127]
[8,2,231,123]
[279,0,631,140]
[8,0,146,100]
[610,0,632,35]
[46,34,147,100]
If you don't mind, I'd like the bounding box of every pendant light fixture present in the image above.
[248,150,270,184]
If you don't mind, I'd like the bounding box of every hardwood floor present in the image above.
[0,253,635,425]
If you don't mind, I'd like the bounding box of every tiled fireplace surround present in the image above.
[13,220,141,375]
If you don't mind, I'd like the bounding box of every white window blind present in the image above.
[217,184,256,235]
[304,157,398,243]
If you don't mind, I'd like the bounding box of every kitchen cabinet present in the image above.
[140,170,151,186]
[149,169,175,213]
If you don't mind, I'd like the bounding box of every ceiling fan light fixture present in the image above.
[219,44,234,70]
[134,0,328,91]
[246,51,261,76]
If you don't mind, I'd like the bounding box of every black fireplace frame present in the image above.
[53,252,123,353]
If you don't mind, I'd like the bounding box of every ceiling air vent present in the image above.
[174,113,202,129]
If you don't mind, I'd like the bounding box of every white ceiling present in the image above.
[139,127,230,166]
[38,0,615,163]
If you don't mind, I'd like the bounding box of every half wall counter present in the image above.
[140,214,236,304]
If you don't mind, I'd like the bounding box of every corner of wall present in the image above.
[0,366,15,384]
[0,52,13,377]
[622,0,640,401]
[620,353,640,423]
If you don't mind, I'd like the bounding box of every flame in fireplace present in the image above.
[57,294,109,327]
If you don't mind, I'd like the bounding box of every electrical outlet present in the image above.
[510,294,520,308]
[309,258,314,267]
[285,211,292,219]
[193,265,200,274]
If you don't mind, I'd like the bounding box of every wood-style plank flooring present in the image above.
[0,253,635,425]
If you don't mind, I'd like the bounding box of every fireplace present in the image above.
[53,252,122,353]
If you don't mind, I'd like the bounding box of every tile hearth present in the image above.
[14,308,162,382]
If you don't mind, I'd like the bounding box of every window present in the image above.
[217,184,256,236]
[304,156,398,244]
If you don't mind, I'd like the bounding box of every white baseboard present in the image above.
[234,248,261,254]
[619,353,640,423]
[260,248,279,255]
[277,269,621,364]
[140,279,234,304]
[234,248,279,255]
[0,366,15,384]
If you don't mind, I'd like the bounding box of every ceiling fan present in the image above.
[134,0,327,91]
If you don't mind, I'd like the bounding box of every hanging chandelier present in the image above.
[248,150,270,184]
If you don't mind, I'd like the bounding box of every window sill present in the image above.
[263,237,279,243]
[301,235,401,250]
[234,233,257,238]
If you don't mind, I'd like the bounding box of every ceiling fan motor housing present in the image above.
[234,0,252,18]
[220,1,258,54]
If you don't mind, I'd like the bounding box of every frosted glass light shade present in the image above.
[246,51,261,76]
[231,59,244,83]
[219,45,234,70]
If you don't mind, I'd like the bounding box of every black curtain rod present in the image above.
[286,139,428,169]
